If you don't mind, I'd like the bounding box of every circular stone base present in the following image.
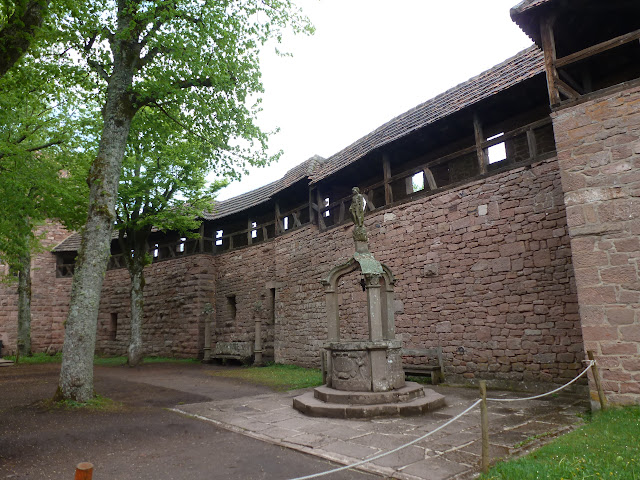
[314,382,425,405]
[293,382,445,419]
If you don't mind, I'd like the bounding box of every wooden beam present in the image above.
[555,76,581,100]
[526,129,537,160]
[262,225,268,240]
[316,188,326,230]
[365,191,376,211]
[555,28,640,68]
[540,16,561,105]
[247,218,253,245]
[199,223,205,253]
[308,187,317,226]
[275,201,282,235]
[423,167,437,190]
[338,200,345,224]
[383,154,393,205]
[473,114,487,175]
[292,210,302,228]
[558,70,584,95]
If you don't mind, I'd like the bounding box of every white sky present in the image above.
[215,0,533,200]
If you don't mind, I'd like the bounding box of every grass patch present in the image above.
[207,363,323,391]
[3,353,199,367]
[3,352,62,364]
[480,406,640,480]
[42,394,123,412]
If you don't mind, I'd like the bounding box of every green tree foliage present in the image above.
[54,0,312,401]
[0,53,92,357]
[116,106,229,366]
[0,0,50,78]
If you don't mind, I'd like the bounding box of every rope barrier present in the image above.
[486,360,594,402]
[288,361,594,480]
[288,399,482,480]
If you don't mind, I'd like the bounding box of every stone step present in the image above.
[293,388,445,419]
[313,382,426,405]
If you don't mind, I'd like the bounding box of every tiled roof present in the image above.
[309,46,544,184]
[53,229,125,253]
[202,155,325,220]
[510,0,556,44]
[53,233,82,252]
[511,0,553,14]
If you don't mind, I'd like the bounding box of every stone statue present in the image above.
[349,187,368,244]
[349,187,365,227]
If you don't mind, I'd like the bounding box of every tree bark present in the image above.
[17,249,31,358]
[127,254,145,367]
[56,6,140,402]
[0,0,50,78]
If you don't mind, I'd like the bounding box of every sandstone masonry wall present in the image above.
[0,222,71,354]
[553,85,640,405]
[95,254,216,358]
[271,155,583,390]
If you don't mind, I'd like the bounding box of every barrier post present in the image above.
[74,462,93,480]
[479,380,489,473]
[587,351,607,410]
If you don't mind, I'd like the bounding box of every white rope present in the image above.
[287,399,482,480]
[486,360,594,402]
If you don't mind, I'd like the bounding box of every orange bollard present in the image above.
[74,462,93,480]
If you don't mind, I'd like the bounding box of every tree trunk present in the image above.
[56,7,139,402]
[127,256,145,367]
[17,249,31,358]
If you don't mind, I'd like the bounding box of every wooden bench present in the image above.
[402,347,444,385]
[211,341,253,364]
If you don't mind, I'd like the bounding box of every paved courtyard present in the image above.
[176,384,590,480]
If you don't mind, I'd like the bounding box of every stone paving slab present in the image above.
[174,385,589,480]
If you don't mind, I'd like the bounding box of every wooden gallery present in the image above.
[1,0,639,406]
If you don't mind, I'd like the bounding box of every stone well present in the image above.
[293,187,445,418]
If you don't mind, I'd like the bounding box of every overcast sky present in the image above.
[215,0,534,200]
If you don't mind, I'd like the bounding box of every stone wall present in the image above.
[95,254,216,358]
[553,84,640,405]
[0,221,71,354]
[271,155,583,390]
[0,156,586,392]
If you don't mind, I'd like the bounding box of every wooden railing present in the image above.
[313,117,556,230]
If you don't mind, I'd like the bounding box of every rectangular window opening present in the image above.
[283,216,289,230]
[215,230,223,246]
[153,244,159,258]
[411,172,425,192]
[227,295,237,320]
[269,288,276,324]
[109,313,118,340]
[324,197,330,217]
[251,221,257,239]
[177,237,186,253]
[487,132,507,164]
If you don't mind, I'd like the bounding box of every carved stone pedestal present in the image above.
[293,187,446,418]
[293,382,445,419]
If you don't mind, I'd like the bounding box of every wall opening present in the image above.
[269,287,276,324]
[227,295,237,320]
[109,313,118,340]
[215,230,223,246]
[411,172,425,192]
[251,221,257,239]
[487,132,507,164]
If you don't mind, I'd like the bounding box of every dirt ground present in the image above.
[0,362,374,480]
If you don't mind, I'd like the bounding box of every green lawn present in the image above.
[480,406,640,480]
[3,352,198,366]
[207,363,323,391]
